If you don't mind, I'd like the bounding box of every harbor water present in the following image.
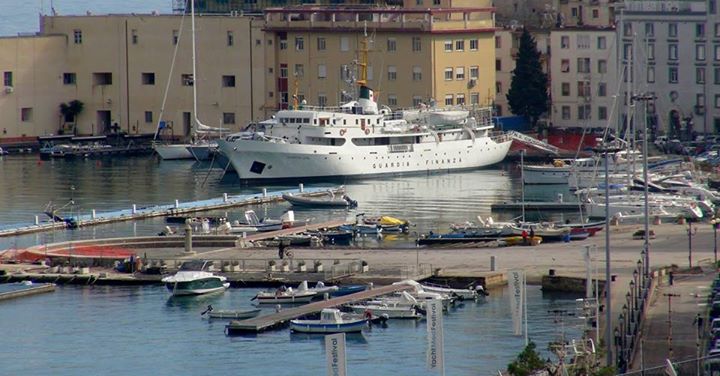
[0,284,583,375]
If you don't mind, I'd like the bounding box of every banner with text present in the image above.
[426,298,445,372]
[509,269,525,336]
[325,333,347,376]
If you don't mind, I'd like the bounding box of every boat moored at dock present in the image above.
[161,260,229,296]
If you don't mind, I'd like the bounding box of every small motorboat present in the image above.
[282,192,358,208]
[221,210,291,233]
[569,230,591,241]
[289,308,368,333]
[418,281,483,301]
[252,285,317,304]
[331,285,367,297]
[361,215,410,233]
[0,147,8,156]
[338,223,382,236]
[557,221,604,237]
[161,260,229,296]
[273,234,319,247]
[417,231,500,246]
[502,235,543,246]
[509,223,570,242]
[201,305,261,320]
[166,216,226,225]
[346,303,423,319]
[307,229,354,245]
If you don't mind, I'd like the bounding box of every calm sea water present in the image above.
[0,284,583,375]
[0,0,171,36]
[0,155,577,250]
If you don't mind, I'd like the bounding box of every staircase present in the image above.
[506,131,560,155]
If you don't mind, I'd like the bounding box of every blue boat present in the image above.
[331,285,367,297]
[289,308,368,333]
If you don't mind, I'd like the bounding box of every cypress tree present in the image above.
[507,28,549,129]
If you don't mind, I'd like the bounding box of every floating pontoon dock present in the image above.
[0,186,343,238]
[225,282,414,334]
[491,201,584,211]
[0,282,55,302]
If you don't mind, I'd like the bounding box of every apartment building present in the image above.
[549,27,618,129]
[557,0,618,27]
[0,1,499,142]
[618,0,720,136]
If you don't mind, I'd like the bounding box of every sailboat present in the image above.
[153,0,228,161]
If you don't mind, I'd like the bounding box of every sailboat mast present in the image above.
[191,0,198,135]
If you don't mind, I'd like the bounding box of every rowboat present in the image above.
[289,308,368,333]
[282,192,358,208]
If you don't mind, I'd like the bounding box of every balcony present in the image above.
[263,7,495,33]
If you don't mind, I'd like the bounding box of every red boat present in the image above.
[559,221,605,237]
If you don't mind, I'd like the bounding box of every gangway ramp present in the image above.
[506,131,560,155]
[225,282,414,334]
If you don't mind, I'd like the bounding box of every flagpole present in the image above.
[524,271,529,346]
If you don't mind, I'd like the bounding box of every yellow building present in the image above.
[0,1,497,143]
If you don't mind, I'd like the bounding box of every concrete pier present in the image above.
[0,283,55,302]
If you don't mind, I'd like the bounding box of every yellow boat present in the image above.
[502,236,542,246]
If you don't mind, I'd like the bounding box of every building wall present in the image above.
[0,36,69,140]
[557,0,617,28]
[549,28,617,129]
[620,1,719,135]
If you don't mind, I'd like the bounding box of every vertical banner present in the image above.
[509,269,525,336]
[426,298,445,373]
[325,333,347,376]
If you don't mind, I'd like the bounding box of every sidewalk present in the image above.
[630,270,715,371]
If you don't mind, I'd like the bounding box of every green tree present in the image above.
[507,28,549,129]
[508,342,546,376]
[59,100,84,134]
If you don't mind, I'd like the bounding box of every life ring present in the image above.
[364,129,370,135]
[339,129,347,136]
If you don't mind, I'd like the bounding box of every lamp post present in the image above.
[711,217,718,267]
[630,279,636,316]
[688,219,694,268]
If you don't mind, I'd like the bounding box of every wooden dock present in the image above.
[0,283,55,302]
[0,186,343,238]
[225,283,414,334]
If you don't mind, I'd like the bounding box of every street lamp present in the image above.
[711,217,719,267]
[630,279,636,315]
[688,219,695,268]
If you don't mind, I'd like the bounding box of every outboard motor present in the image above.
[343,195,358,208]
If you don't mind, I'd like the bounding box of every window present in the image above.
[63,72,76,85]
[93,72,113,86]
[21,108,32,122]
[668,67,678,83]
[715,45,720,60]
[387,95,397,107]
[387,66,397,81]
[294,64,304,77]
[455,67,465,81]
[455,40,464,51]
[561,82,570,96]
[697,94,705,107]
[3,71,12,87]
[697,23,706,38]
[495,59,502,71]
[131,29,138,44]
[444,68,453,81]
[223,112,235,125]
[716,94,720,108]
[495,82,501,94]
[562,106,571,120]
[495,36,501,49]
[280,66,288,78]
[413,66,422,81]
[279,38,287,50]
[227,31,234,46]
[598,60,607,74]
[469,66,479,80]
[142,72,155,85]
[624,22,633,37]
[647,44,655,60]
[697,67,706,84]
[433,0,440,5]
[571,7,578,17]
[295,37,304,51]
[412,37,421,52]
[222,75,236,87]
[598,82,607,97]
[716,67,720,84]
[340,37,349,52]
[645,23,654,37]
[317,37,326,51]
[647,67,655,83]
[73,29,82,44]
[318,94,327,107]
[416,0,422,4]
[561,36,569,49]
[172,30,178,45]
[598,106,608,120]
[668,44,678,60]
[592,9,599,18]
[318,64,327,79]
[145,111,153,123]
[471,93,479,105]
[577,81,590,98]
[470,39,478,51]
[623,44,633,60]
[444,94,453,106]
[697,44,706,60]
[456,94,465,105]
[578,105,591,120]
[181,74,193,86]
[444,40,453,52]
[412,96,423,107]
[577,35,590,49]
[561,59,570,73]
[577,58,590,74]
[669,23,678,38]
[597,36,606,49]
[387,38,396,52]
[716,23,720,37]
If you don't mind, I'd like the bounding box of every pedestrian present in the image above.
[521,229,529,245]
[529,227,535,243]
[278,241,286,260]
[669,271,674,285]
